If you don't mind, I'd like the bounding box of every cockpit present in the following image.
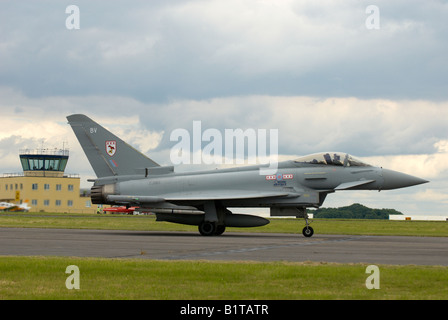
[294,152,371,167]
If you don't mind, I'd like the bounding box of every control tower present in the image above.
[0,147,102,213]
[19,148,69,177]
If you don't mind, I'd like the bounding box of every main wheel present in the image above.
[215,225,226,236]
[302,226,314,237]
[198,221,216,236]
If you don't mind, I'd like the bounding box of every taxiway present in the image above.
[1,228,447,265]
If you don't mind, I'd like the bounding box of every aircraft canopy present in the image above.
[294,152,371,167]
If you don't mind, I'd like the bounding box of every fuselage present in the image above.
[100,160,385,209]
[96,153,427,212]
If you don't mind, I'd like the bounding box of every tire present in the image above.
[215,225,226,236]
[198,221,216,236]
[302,226,314,237]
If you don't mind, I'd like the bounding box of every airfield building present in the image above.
[0,148,100,213]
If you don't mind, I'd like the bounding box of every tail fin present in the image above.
[67,114,159,178]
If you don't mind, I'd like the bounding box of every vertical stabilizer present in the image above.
[67,114,159,178]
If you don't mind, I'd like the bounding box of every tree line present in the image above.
[310,203,403,219]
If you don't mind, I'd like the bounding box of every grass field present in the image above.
[1,256,448,300]
[0,212,447,237]
[1,212,447,300]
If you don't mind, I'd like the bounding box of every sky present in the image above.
[0,0,447,215]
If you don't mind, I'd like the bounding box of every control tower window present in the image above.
[20,158,29,171]
[20,152,69,172]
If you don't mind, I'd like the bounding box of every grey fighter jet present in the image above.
[67,114,428,237]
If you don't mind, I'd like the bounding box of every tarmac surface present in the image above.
[1,227,448,265]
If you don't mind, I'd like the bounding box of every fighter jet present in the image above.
[67,114,428,237]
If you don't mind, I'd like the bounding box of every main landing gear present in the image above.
[198,202,227,236]
[198,221,226,236]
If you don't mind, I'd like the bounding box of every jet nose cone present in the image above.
[381,169,429,190]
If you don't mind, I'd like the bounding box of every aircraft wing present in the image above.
[164,190,294,201]
[106,190,295,205]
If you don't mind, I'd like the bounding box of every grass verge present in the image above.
[0,212,447,237]
[1,256,447,300]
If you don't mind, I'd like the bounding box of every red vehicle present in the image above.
[102,206,138,214]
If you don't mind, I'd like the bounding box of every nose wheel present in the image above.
[302,214,314,237]
[302,226,314,237]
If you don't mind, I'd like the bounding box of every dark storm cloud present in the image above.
[1,1,447,103]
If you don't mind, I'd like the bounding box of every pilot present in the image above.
[323,153,332,164]
[332,153,343,166]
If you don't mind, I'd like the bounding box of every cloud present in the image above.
[0,89,446,215]
[1,1,447,101]
[2,87,447,160]
[0,1,446,215]
[365,140,448,179]
[414,189,448,205]
[137,95,448,160]
[2,88,446,173]
[0,136,37,172]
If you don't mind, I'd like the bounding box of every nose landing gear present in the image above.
[302,213,314,237]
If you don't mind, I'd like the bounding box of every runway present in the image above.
[1,227,447,265]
